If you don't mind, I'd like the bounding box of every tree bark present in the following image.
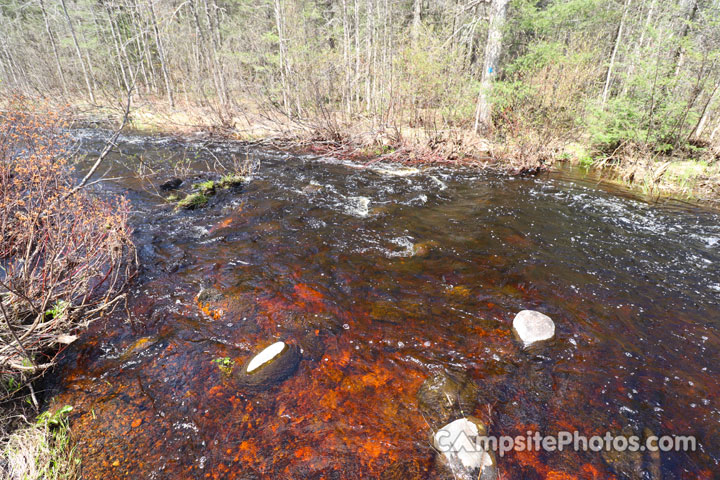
[148,0,175,107]
[39,0,68,96]
[411,0,421,47]
[602,0,632,106]
[59,0,95,103]
[273,0,290,115]
[104,4,130,92]
[691,78,720,140]
[474,0,510,133]
[672,0,698,78]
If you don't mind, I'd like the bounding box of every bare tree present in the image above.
[59,0,95,103]
[602,0,632,106]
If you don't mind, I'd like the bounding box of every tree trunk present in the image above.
[710,120,720,143]
[59,0,95,103]
[148,0,175,107]
[602,0,632,106]
[623,0,655,95]
[39,0,68,96]
[203,0,229,107]
[411,0,421,47]
[691,78,720,140]
[672,0,698,78]
[474,0,510,133]
[273,0,289,115]
[105,4,130,92]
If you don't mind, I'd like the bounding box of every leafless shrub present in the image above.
[0,99,136,374]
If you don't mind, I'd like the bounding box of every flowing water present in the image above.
[44,130,720,479]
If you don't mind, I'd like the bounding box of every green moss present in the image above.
[218,174,248,188]
[176,192,208,210]
[193,180,216,194]
[212,357,234,375]
[45,300,69,320]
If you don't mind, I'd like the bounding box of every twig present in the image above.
[65,89,132,198]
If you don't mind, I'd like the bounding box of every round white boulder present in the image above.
[433,417,497,480]
[512,310,555,346]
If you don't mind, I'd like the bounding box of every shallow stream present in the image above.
[44,130,720,479]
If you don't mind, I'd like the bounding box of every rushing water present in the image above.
[43,130,720,479]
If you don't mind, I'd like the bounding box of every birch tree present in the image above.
[474,0,510,132]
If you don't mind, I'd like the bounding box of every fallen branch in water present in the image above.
[66,78,134,198]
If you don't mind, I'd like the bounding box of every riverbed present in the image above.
[43,130,720,478]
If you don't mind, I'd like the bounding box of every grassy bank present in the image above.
[2,404,80,480]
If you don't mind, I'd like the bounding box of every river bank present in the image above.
[62,98,720,209]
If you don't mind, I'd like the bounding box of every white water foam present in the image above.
[346,196,371,217]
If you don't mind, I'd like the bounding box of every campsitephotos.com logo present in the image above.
[435,430,697,457]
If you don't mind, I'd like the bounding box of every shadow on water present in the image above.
[42,129,720,479]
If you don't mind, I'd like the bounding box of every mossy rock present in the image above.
[218,174,249,188]
[193,180,216,195]
[176,192,208,210]
[197,287,224,303]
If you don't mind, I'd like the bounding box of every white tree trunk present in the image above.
[39,0,68,96]
[602,0,632,106]
[148,0,175,107]
[474,0,510,133]
[274,0,289,115]
[59,0,95,103]
[692,80,720,140]
[411,0,422,47]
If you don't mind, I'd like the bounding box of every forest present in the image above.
[1,0,719,199]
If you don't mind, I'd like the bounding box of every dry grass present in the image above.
[3,406,80,480]
[588,142,720,204]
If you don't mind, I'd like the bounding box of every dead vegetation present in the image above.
[0,99,136,478]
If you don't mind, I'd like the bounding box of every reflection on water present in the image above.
[44,130,720,478]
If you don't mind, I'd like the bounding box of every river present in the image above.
[43,129,720,479]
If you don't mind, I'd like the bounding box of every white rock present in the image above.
[373,166,420,177]
[513,310,555,346]
[246,341,286,373]
[433,418,496,480]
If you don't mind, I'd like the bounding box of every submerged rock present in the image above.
[297,332,325,362]
[601,427,663,480]
[301,183,323,194]
[433,417,498,480]
[601,441,644,479]
[412,240,439,257]
[235,341,301,388]
[160,178,183,191]
[417,369,479,428]
[196,287,224,304]
[512,310,555,346]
